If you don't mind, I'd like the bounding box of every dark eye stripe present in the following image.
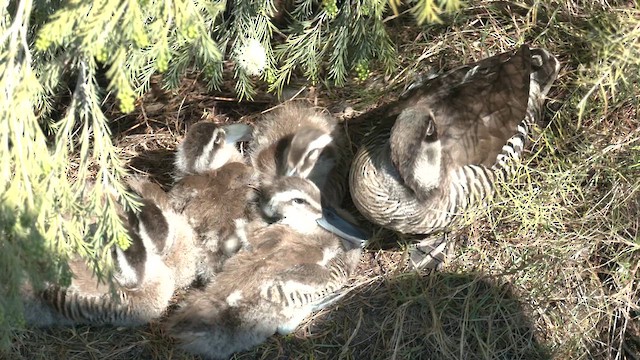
[269,189,322,213]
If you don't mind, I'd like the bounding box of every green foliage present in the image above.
[389,0,462,24]
[0,0,462,348]
[574,7,640,124]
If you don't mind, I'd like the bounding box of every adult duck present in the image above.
[349,45,560,267]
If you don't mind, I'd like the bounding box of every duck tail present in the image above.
[493,48,560,177]
[492,119,528,179]
[530,48,561,100]
[526,48,561,130]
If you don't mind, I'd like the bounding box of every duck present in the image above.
[169,121,258,282]
[21,179,198,327]
[126,177,200,289]
[165,175,368,360]
[249,102,349,206]
[349,45,560,267]
[174,122,252,181]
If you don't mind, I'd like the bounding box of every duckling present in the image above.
[22,180,198,327]
[174,122,252,180]
[250,102,349,206]
[169,121,257,282]
[349,45,560,267]
[126,178,200,290]
[165,176,368,360]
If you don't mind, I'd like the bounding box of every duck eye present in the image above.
[293,198,307,205]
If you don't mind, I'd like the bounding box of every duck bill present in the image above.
[222,123,253,144]
[316,205,369,248]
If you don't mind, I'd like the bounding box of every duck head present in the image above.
[389,107,443,200]
[283,127,333,179]
[175,122,252,177]
[258,176,369,248]
[259,176,324,234]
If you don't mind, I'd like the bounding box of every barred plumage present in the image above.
[265,255,351,309]
[349,45,560,238]
[41,286,133,324]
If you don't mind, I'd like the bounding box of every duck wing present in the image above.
[417,45,532,167]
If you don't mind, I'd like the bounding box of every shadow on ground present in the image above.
[242,270,550,360]
[8,269,549,360]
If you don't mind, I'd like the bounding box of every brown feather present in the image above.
[349,45,560,236]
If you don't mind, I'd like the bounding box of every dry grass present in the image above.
[6,1,640,359]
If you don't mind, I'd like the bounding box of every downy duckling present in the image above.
[174,122,251,181]
[250,102,349,206]
[22,179,198,327]
[165,175,368,360]
[169,121,257,282]
[126,177,200,290]
[349,45,560,268]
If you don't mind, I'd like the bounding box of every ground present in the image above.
[7,1,640,359]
